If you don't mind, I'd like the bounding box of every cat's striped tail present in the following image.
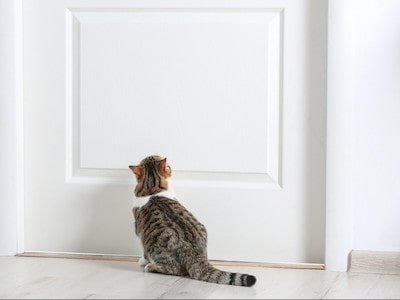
[186,260,256,287]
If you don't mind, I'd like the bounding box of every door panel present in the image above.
[23,0,327,263]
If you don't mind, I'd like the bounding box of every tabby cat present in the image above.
[128,155,256,287]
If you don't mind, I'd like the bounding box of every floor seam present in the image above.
[156,277,185,299]
[320,273,341,299]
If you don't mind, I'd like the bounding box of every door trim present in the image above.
[324,0,357,272]
[0,0,24,255]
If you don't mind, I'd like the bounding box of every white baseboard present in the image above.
[349,250,400,275]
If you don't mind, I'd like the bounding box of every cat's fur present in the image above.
[129,155,256,287]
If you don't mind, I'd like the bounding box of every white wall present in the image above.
[326,0,400,271]
[353,1,400,252]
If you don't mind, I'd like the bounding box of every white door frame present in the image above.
[0,0,24,255]
[324,0,356,272]
[0,0,353,271]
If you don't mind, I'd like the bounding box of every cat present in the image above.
[128,155,256,287]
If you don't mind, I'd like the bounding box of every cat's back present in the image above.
[138,195,207,247]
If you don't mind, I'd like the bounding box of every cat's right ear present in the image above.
[129,165,143,179]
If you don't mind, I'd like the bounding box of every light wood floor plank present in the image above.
[1,256,400,299]
[323,272,400,299]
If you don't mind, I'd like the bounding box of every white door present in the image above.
[23,0,327,264]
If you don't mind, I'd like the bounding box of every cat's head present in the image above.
[129,155,172,197]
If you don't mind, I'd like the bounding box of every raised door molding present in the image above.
[65,8,283,188]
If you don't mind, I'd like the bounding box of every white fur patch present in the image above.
[132,188,177,208]
[144,263,152,272]
[138,257,149,267]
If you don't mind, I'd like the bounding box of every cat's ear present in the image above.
[156,158,169,176]
[129,165,143,179]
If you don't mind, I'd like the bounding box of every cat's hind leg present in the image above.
[138,257,149,267]
[144,261,182,276]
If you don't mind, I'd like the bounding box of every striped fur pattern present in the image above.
[129,155,256,287]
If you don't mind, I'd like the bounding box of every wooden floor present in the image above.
[1,256,400,299]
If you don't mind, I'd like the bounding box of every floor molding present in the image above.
[349,250,400,275]
[16,251,325,270]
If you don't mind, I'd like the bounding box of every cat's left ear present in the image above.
[129,165,143,179]
[157,158,169,177]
